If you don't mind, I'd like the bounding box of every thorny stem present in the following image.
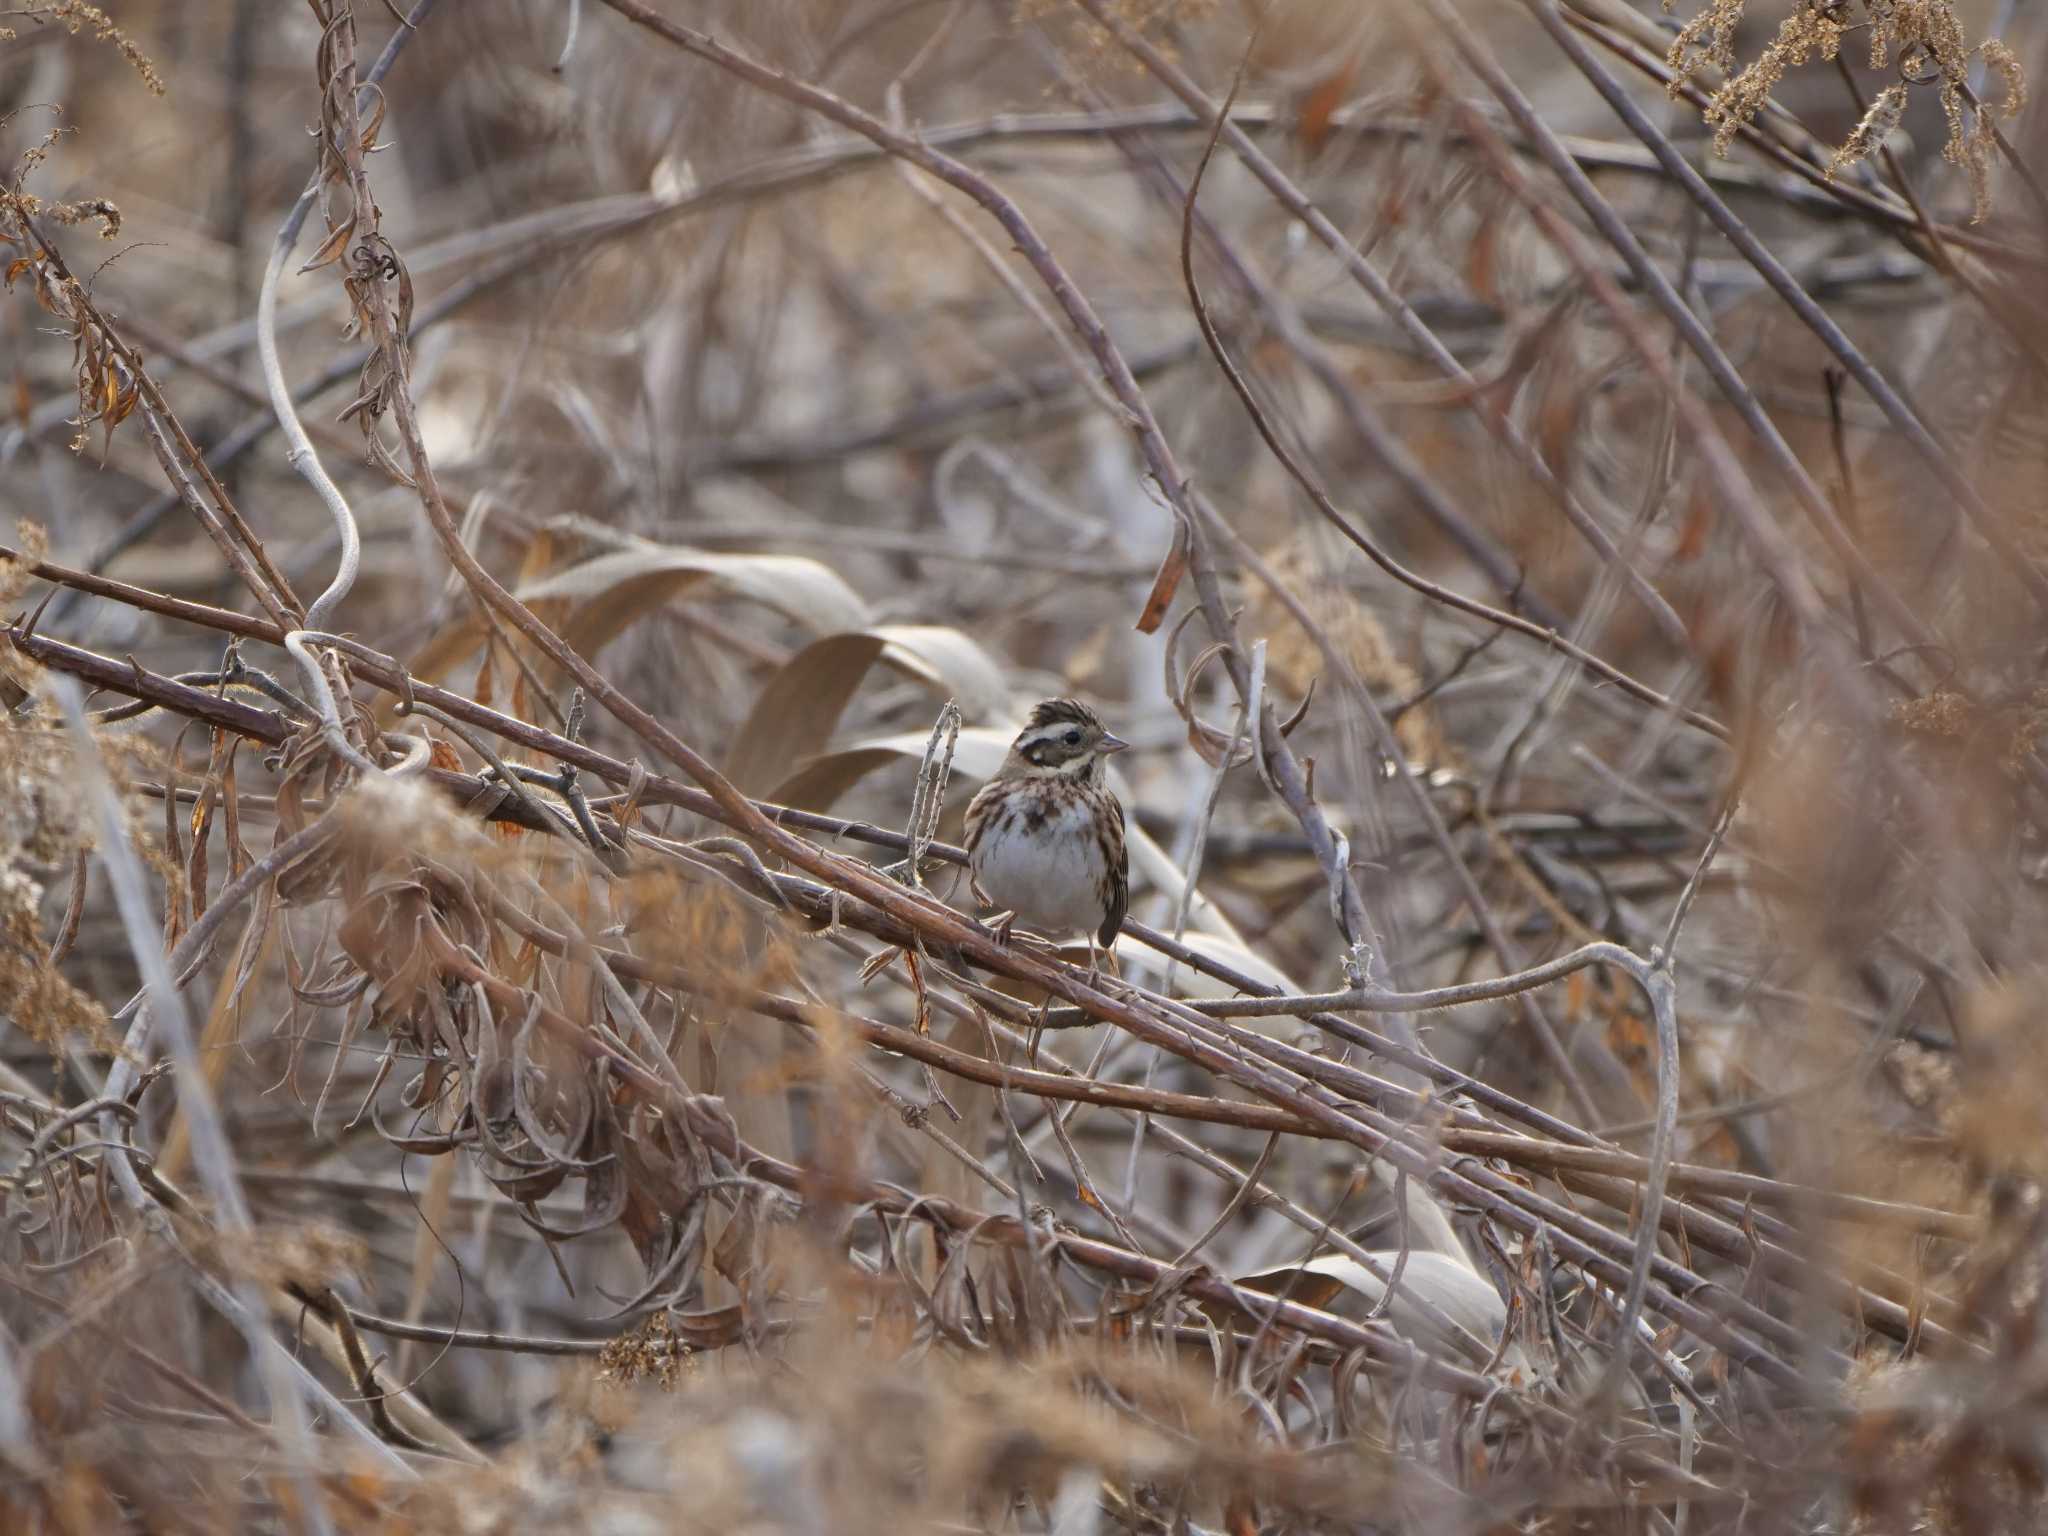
[1070,0,1704,660]
[52,677,370,1511]
[19,0,2032,1508]
[436,937,1794,1458]
[10,619,1958,1356]
[1175,65,1618,1120]
[584,0,1390,1028]
[1528,0,2048,616]
[256,0,440,781]
[0,12,1966,1441]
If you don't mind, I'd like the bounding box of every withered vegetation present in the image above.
[4,0,2048,1531]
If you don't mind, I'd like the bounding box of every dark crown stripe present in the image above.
[1024,697,1102,731]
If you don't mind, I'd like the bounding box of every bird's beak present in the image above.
[1098,732,1130,755]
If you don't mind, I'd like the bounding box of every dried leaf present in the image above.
[1237,1253,1514,1356]
[727,625,1010,795]
[519,543,872,656]
[1297,55,1359,154]
[1466,201,1504,311]
[300,216,355,273]
[408,542,875,686]
[1135,524,1189,634]
[871,625,1008,721]
[727,633,888,795]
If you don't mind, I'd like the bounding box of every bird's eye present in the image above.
[1063,729,1081,746]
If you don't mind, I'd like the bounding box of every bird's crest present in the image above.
[1024,697,1103,733]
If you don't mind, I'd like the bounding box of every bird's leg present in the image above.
[980,909,1016,947]
[1083,938,1125,991]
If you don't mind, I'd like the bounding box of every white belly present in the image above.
[970,793,1110,936]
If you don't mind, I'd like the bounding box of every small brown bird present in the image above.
[962,698,1129,959]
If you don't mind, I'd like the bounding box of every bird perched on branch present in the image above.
[963,698,1129,966]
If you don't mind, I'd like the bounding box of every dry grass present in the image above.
[5,0,2048,1530]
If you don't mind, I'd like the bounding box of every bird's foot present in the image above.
[1082,939,1124,990]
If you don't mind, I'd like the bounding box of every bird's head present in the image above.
[1003,698,1128,785]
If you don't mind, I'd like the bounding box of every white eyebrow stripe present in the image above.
[1021,727,1081,750]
